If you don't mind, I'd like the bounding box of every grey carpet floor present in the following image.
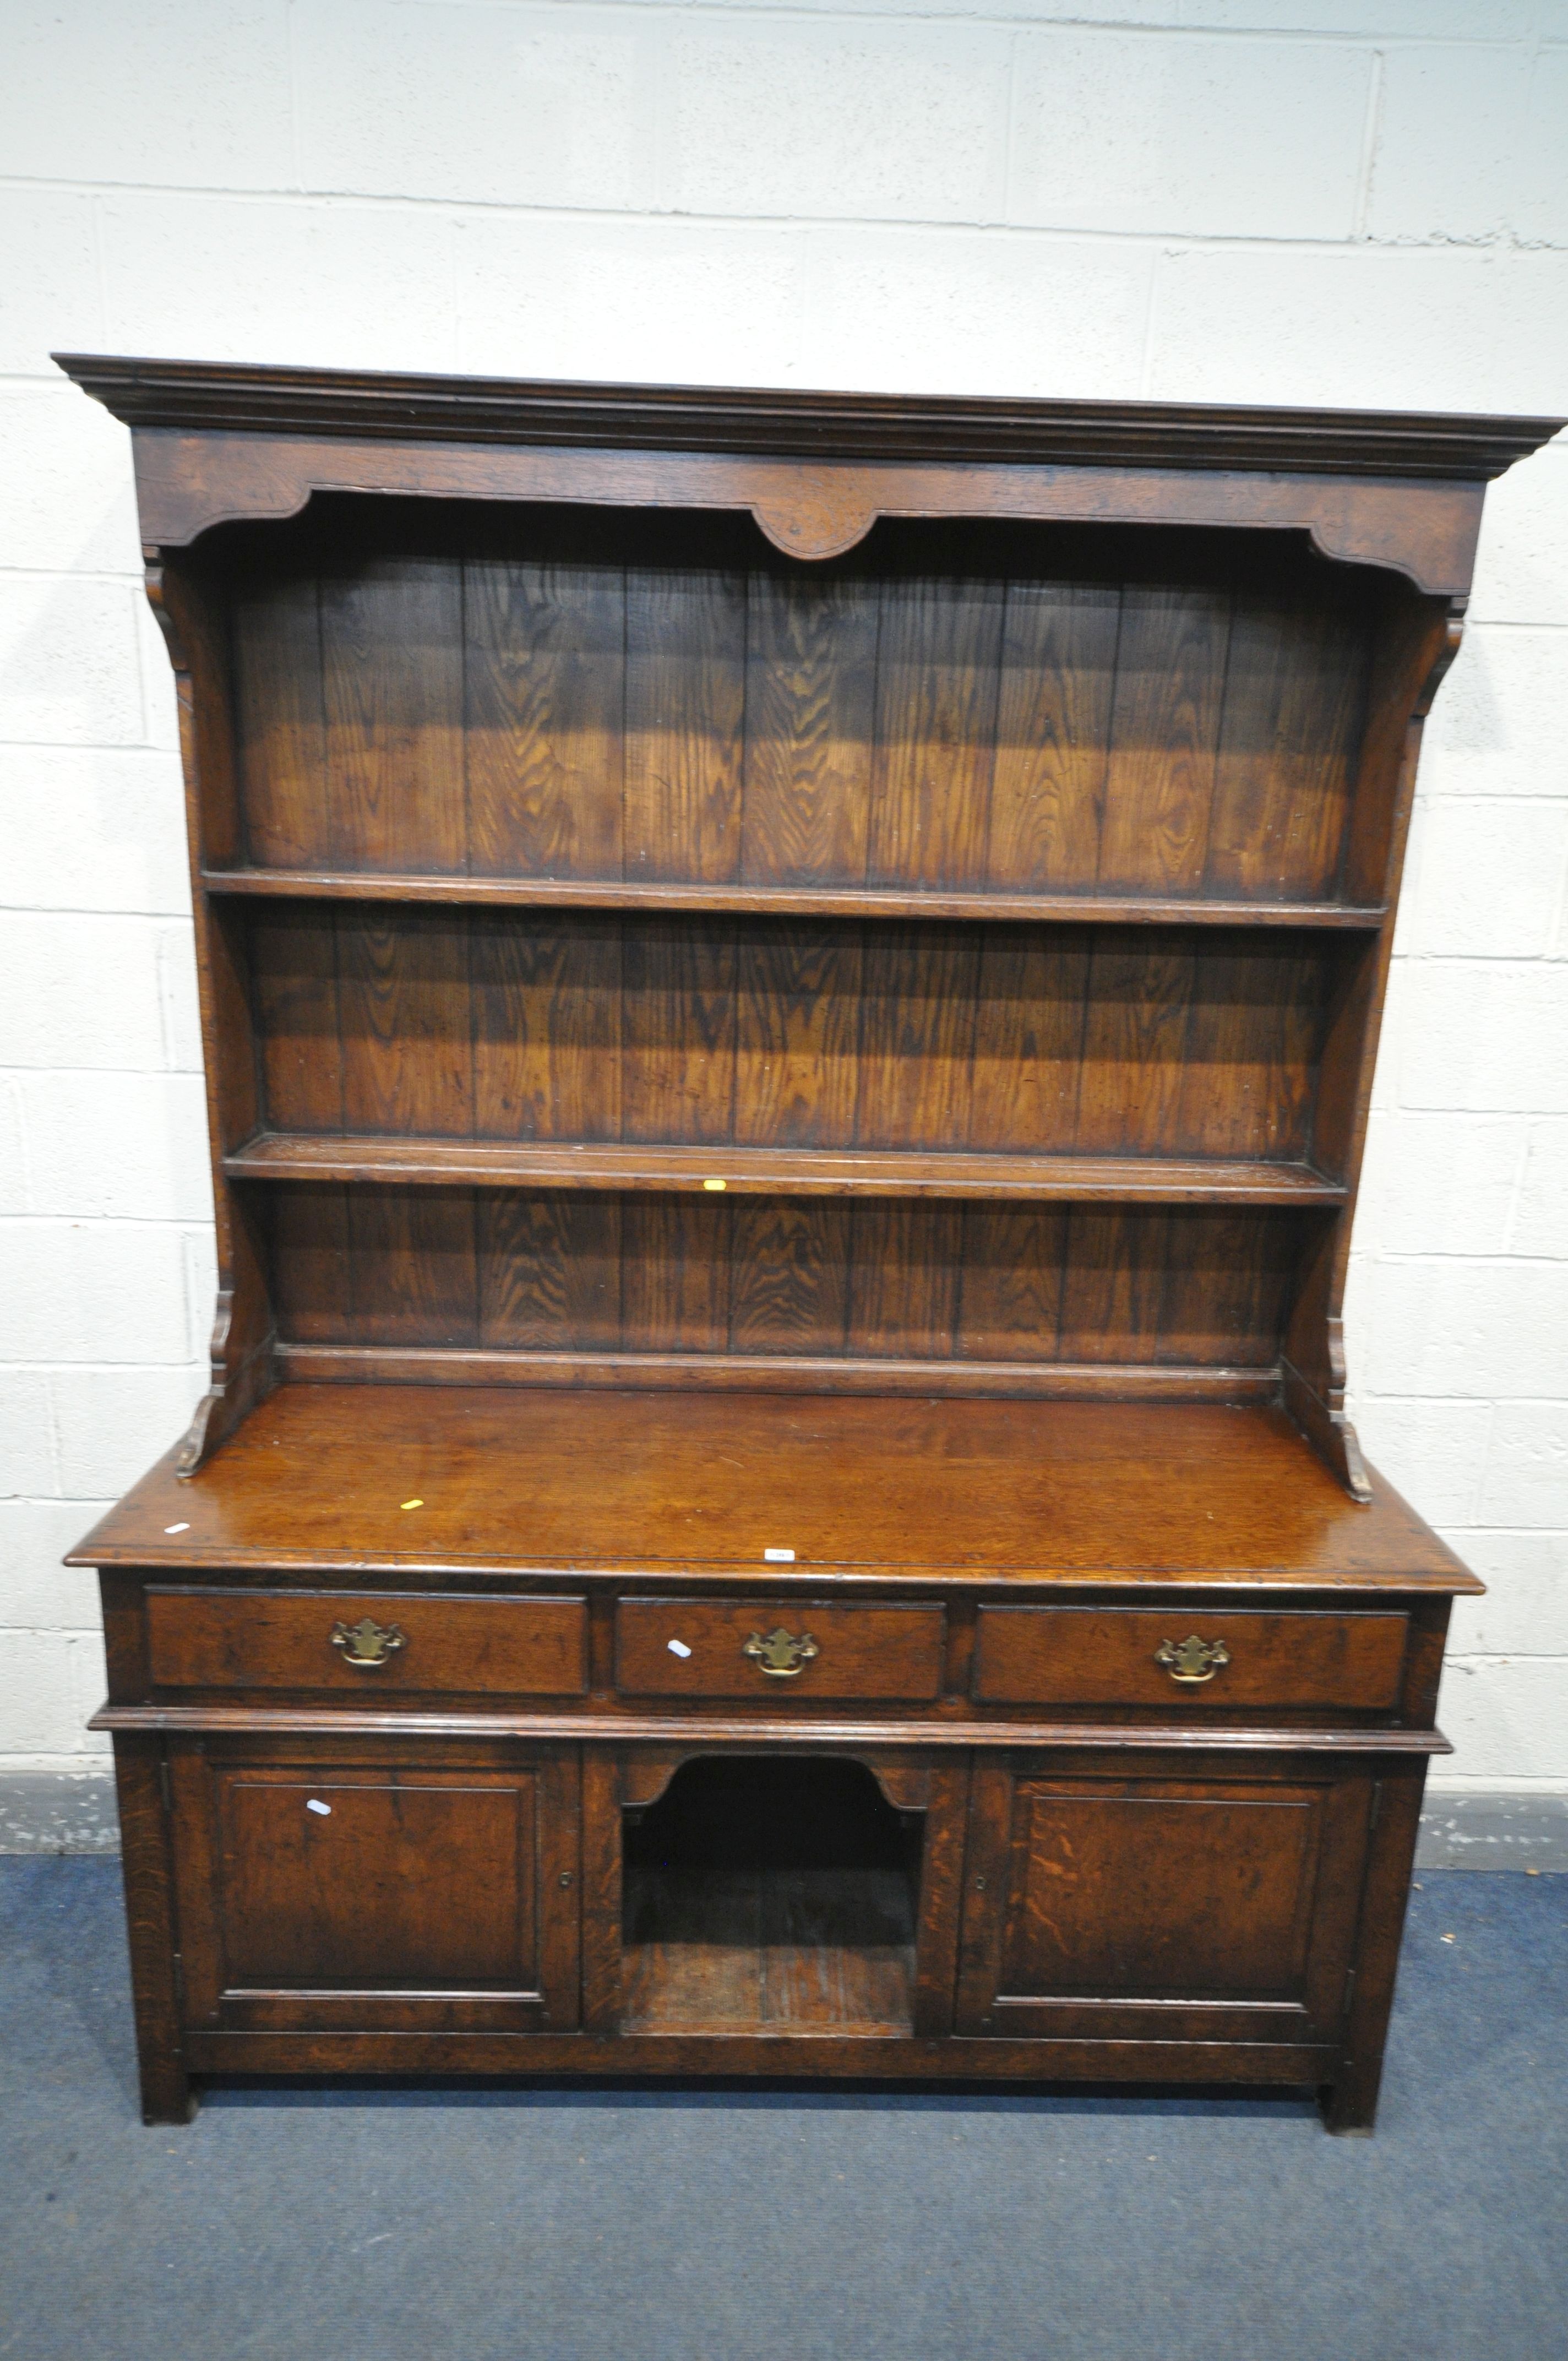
[1,1860,1563,2361]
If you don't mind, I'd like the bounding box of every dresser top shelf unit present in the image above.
[57,353,1562,1501]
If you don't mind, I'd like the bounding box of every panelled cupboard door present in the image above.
[954,1760,1373,2046]
[167,1745,580,2034]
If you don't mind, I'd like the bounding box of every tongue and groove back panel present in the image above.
[265,1190,1306,1382]
[208,499,1386,1395]
[223,504,1375,902]
[248,908,1332,1159]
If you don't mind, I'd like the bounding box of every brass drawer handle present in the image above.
[331,1615,406,1669]
[742,1626,819,1679]
[1155,1634,1230,1686]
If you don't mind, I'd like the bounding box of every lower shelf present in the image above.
[620,1754,921,2037]
[622,1865,916,2037]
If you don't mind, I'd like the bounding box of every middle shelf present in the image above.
[233,905,1358,1186]
[225,1131,1346,1205]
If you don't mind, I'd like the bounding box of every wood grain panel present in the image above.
[478,1190,622,1349]
[743,569,878,884]
[621,922,738,1144]
[1207,594,1369,901]
[868,568,1005,888]
[734,924,862,1147]
[616,1599,946,1699]
[267,1186,1301,1372]
[1074,934,1196,1154]
[957,1207,1068,1361]
[232,567,328,870]
[319,553,465,873]
[971,1606,1408,1710]
[1057,1209,1170,1363]
[1156,1210,1297,1367]
[968,931,1090,1152]
[1098,587,1230,892]
[266,1183,351,1343]
[857,924,981,1147]
[620,1196,732,1353]
[471,913,622,1141]
[988,581,1119,891]
[214,1770,536,1992]
[251,905,344,1132]
[336,911,473,1138]
[251,909,1331,1167]
[995,1778,1320,1998]
[624,564,746,882]
[847,1201,962,1358]
[269,1185,1309,1370]
[90,1382,1477,1586]
[1174,943,1322,1162]
[347,1187,478,1344]
[728,1199,850,1354]
[148,1588,589,1697]
[464,543,624,879]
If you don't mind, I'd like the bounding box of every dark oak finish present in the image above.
[145,1587,588,1696]
[616,1599,947,1700]
[55,355,1559,588]
[69,1390,1476,1590]
[110,1737,195,2125]
[205,868,1388,928]
[56,358,1543,2129]
[166,1739,581,2036]
[971,1605,1409,1710]
[620,1758,920,2036]
[954,1755,1373,2046]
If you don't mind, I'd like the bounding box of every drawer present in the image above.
[971,1607,1409,1711]
[145,1587,588,1696]
[616,1598,946,1700]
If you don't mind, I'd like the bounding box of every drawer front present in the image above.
[146,1588,588,1697]
[617,1599,946,1700]
[972,1607,1409,1711]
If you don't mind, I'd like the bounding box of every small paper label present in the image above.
[306,1799,331,1817]
[667,1639,692,1658]
[164,1522,190,1536]
[764,1548,795,1562]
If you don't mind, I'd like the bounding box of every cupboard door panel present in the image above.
[956,1761,1370,2042]
[170,1748,580,2033]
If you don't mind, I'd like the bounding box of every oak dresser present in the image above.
[56,354,1561,2130]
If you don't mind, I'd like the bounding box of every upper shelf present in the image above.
[225,1131,1347,1205]
[202,869,1386,931]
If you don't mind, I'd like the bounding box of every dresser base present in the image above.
[80,1391,1468,2138]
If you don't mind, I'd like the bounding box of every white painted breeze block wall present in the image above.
[1,0,1565,1801]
